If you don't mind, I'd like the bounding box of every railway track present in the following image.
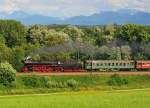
[17,71,150,76]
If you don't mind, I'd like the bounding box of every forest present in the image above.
[0,20,150,71]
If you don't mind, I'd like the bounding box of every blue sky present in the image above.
[0,0,149,18]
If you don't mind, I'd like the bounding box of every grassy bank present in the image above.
[1,74,150,95]
[0,90,150,108]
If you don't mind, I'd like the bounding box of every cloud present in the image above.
[0,0,149,18]
[106,0,150,12]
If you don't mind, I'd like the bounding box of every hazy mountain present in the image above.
[0,12,8,19]
[0,11,61,25]
[0,9,150,25]
[63,9,150,25]
[7,11,29,19]
[20,15,61,25]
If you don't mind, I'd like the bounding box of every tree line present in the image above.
[0,20,150,71]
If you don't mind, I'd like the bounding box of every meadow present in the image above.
[0,89,150,108]
[1,75,150,95]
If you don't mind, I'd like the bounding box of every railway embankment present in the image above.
[1,74,150,95]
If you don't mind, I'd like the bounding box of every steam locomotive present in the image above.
[21,60,84,72]
[21,59,150,73]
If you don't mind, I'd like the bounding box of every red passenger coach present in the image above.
[136,61,150,69]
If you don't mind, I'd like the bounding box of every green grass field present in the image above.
[1,75,150,95]
[0,89,150,108]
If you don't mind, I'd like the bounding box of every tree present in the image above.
[21,43,41,57]
[121,45,131,60]
[27,25,70,46]
[0,34,6,44]
[96,46,110,60]
[95,25,115,46]
[62,25,84,41]
[11,46,25,71]
[0,44,12,63]
[26,25,49,45]
[0,62,16,86]
[115,24,150,43]
[135,42,150,60]
[109,47,121,60]
[0,20,26,47]
[76,41,98,60]
[45,30,69,46]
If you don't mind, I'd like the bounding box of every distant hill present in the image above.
[0,11,61,25]
[0,9,150,25]
[64,9,150,25]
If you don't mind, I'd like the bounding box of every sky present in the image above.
[0,0,149,18]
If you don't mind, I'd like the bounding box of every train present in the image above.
[21,60,84,73]
[21,60,150,73]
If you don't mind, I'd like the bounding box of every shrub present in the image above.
[0,62,16,86]
[22,76,49,88]
[58,82,65,88]
[46,81,58,88]
[107,74,129,86]
[47,81,67,88]
[66,79,79,88]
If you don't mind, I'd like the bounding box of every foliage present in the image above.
[62,25,84,41]
[66,79,79,88]
[11,46,25,71]
[26,25,48,44]
[0,44,12,63]
[0,20,149,70]
[107,74,129,86]
[1,75,150,94]
[45,29,69,46]
[108,47,121,60]
[0,62,16,86]
[0,20,26,47]
[46,81,67,88]
[21,76,49,88]
[115,24,150,43]
[46,81,59,88]
[27,25,69,46]
[21,75,79,89]
[121,45,131,60]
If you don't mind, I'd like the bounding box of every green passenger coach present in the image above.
[85,60,135,70]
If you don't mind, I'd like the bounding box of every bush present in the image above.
[107,74,129,86]
[46,81,58,88]
[47,81,67,88]
[47,79,79,89]
[0,62,16,86]
[22,76,49,88]
[66,79,79,88]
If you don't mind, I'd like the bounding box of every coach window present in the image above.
[92,63,95,66]
[124,63,126,66]
[116,63,118,66]
[112,63,114,66]
[130,63,133,66]
[88,63,91,66]
[120,63,122,66]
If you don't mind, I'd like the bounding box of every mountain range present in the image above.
[0,9,150,25]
